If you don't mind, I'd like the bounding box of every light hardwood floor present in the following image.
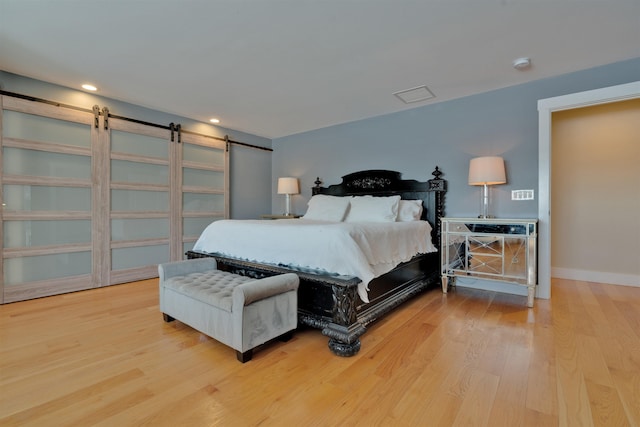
[1,278,639,426]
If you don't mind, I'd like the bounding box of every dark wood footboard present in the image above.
[186,250,440,356]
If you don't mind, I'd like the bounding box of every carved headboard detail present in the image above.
[312,168,447,248]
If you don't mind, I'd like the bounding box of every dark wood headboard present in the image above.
[312,168,447,249]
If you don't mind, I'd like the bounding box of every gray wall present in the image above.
[272,57,640,219]
[0,71,273,219]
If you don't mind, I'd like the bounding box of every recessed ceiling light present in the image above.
[209,118,220,124]
[512,57,532,70]
[81,84,98,91]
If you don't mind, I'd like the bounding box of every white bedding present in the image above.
[192,219,437,303]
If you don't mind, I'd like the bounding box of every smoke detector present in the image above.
[513,57,532,70]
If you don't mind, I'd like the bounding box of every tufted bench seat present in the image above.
[158,258,299,362]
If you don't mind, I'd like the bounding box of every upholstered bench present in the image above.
[158,258,299,362]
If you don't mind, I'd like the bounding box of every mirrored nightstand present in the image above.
[441,217,538,307]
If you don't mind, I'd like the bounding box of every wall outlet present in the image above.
[512,189,534,200]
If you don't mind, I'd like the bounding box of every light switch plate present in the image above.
[512,189,534,200]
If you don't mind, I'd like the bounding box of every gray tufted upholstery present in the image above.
[163,269,254,312]
[158,258,299,362]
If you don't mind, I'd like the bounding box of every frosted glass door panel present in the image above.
[183,144,224,165]
[111,190,169,212]
[3,185,91,211]
[3,148,90,179]
[4,252,92,285]
[183,241,196,254]
[183,193,225,212]
[183,168,224,188]
[183,217,217,237]
[2,110,90,148]
[111,218,169,241]
[111,130,169,159]
[4,220,91,248]
[111,160,168,185]
[111,245,169,270]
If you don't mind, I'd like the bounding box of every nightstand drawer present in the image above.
[466,223,529,235]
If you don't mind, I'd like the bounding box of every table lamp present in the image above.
[468,156,506,218]
[277,177,300,216]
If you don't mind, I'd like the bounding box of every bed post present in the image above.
[428,166,446,250]
[312,177,322,195]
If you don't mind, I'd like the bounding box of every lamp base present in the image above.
[284,194,292,217]
[478,184,496,219]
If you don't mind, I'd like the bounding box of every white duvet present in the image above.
[192,219,437,303]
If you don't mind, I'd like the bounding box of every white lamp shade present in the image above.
[468,156,506,185]
[277,177,300,195]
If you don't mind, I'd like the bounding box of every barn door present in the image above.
[0,97,98,303]
[1,95,230,303]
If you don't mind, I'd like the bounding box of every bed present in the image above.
[186,168,447,356]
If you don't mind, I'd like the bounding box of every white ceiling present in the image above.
[1,1,639,139]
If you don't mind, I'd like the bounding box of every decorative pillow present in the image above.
[345,195,401,222]
[397,199,424,222]
[302,195,351,221]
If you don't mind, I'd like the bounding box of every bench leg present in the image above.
[279,330,294,342]
[162,313,175,323]
[236,349,253,363]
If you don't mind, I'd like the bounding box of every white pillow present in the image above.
[345,195,400,222]
[397,200,424,222]
[302,195,351,221]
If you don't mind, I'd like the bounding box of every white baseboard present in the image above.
[551,267,640,287]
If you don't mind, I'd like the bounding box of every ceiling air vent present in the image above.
[393,85,436,104]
